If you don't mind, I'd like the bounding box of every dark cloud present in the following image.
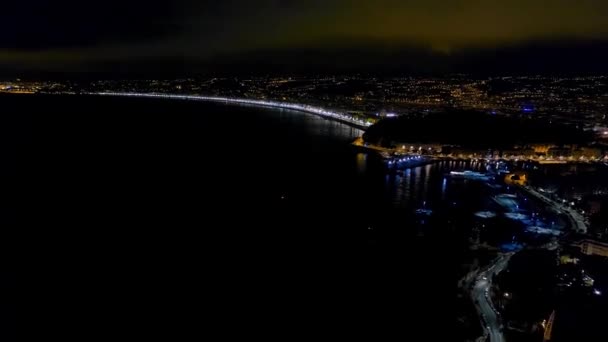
[2,1,179,49]
[2,0,608,74]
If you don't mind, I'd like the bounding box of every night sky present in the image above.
[3,0,608,75]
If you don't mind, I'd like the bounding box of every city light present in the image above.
[93,92,372,129]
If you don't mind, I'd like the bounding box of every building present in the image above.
[505,172,528,186]
[585,198,603,216]
[572,239,608,258]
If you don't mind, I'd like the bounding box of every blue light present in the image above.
[522,105,535,113]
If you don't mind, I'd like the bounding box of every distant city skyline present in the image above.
[6,75,607,125]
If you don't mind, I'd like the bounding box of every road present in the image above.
[471,254,512,342]
[521,186,588,234]
[89,92,372,130]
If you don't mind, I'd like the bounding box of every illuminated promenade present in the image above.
[84,92,606,165]
[90,92,372,130]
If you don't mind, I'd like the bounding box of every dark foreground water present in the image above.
[9,94,517,340]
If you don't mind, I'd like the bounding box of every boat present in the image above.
[448,170,490,180]
[416,208,433,216]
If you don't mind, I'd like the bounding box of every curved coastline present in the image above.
[87,91,371,130]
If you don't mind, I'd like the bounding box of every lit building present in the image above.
[505,172,528,186]
[572,239,608,258]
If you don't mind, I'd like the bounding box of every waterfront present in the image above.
[91,92,373,129]
[10,93,594,340]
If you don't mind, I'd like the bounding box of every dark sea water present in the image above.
[10,94,512,340]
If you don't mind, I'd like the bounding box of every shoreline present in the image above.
[355,139,605,165]
[22,91,607,166]
[84,91,372,130]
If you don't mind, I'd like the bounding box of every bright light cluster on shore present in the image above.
[93,92,372,129]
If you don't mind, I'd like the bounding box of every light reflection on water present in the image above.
[356,153,368,174]
[383,159,493,209]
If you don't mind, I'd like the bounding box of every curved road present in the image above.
[471,254,512,342]
[521,185,587,234]
[88,92,372,130]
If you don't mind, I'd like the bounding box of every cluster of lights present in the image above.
[94,92,372,129]
[387,155,423,165]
